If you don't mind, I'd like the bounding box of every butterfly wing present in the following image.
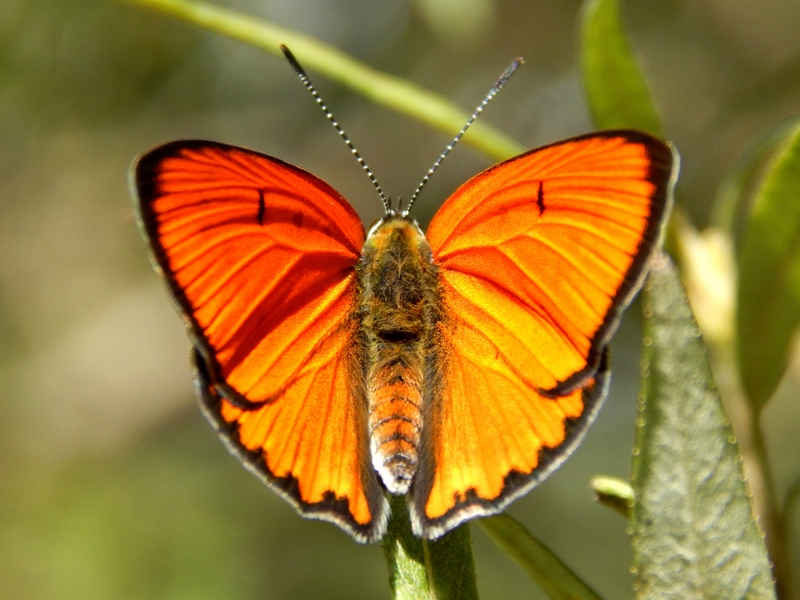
[133,141,388,541]
[414,131,676,537]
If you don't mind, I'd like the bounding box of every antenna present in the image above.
[281,45,392,214]
[404,57,523,215]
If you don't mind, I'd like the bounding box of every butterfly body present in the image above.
[358,214,442,495]
[133,131,677,542]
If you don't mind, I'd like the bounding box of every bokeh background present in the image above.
[2,0,800,598]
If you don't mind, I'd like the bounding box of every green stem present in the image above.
[383,496,478,600]
[750,411,791,599]
[118,0,525,162]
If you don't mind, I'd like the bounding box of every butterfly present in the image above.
[132,53,677,543]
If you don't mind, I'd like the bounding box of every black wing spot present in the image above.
[257,190,266,225]
[292,211,304,228]
[536,181,545,215]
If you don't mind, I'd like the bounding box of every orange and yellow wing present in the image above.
[133,141,388,541]
[415,131,676,537]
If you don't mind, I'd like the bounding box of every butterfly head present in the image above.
[365,208,424,243]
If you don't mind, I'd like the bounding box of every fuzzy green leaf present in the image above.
[737,123,800,410]
[480,515,602,600]
[632,254,776,599]
[383,496,478,600]
[580,0,663,137]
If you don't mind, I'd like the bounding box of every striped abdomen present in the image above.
[367,347,424,494]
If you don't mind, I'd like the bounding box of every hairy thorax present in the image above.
[358,215,442,495]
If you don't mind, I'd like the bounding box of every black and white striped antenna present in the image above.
[404,57,523,215]
[282,45,523,216]
[281,45,391,214]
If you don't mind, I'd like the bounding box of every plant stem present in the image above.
[713,343,790,598]
[383,496,478,600]
[750,411,791,599]
[118,0,525,162]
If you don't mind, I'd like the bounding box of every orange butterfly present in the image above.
[132,53,676,543]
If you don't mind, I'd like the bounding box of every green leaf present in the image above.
[118,0,524,162]
[580,0,663,137]
[632,253,776,599]
[480,515,602,600]
[737,123,800,410]
[383,496,478,600]
[710,118,800,234]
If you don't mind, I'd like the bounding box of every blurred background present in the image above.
[1,0,799,598]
